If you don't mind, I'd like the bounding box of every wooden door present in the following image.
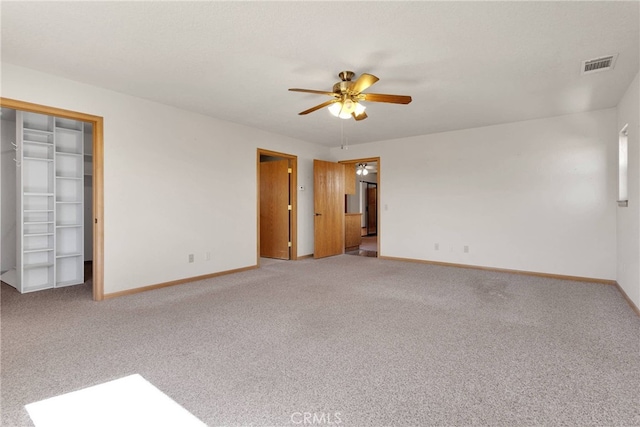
[260,159,290,259]
[314,159,344,258]
[367,184,377,235]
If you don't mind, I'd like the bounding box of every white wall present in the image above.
[616,72,640,309]
[1,118,17,273]
[2,62,625,294]
[1,63,329,294]
[332,109,618,280]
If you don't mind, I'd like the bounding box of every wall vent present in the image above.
[582,54,618,75]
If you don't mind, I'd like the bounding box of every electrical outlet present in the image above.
[435,243,439,250]
[188,254,194,263]
[464,245,469,253]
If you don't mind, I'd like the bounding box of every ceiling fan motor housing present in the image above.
[333,81,351,94]
[334,71,357,94]
[338,71,355,81]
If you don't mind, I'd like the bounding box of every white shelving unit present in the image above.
[18,112,56,292]
[55,118,84,287]
[12,112,84,293]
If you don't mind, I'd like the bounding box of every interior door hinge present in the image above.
[288,168,292,174]
[288,205,292,211]
[288,242,292,247]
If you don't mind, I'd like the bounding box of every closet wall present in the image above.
[1,113,17,273]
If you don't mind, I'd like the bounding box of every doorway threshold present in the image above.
[346,249,378,257]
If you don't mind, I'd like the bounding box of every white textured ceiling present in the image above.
[2,1,638,147]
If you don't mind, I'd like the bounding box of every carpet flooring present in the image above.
[2,256,639,426]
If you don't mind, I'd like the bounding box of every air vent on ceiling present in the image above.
[582,54,618,75]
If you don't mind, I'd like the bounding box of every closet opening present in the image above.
[0,98,104,300]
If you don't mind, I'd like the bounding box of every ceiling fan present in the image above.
[289,71,412,121]
[356,163,375,176]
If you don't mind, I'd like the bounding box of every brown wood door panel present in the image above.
[344,163,356,195]
[260,159,290,259]
[367,185,377,235]
[345,213,362,250]
[314,159,344,258]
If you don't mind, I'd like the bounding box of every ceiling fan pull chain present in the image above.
[341,121,348,150]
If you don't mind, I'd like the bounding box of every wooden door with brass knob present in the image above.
[260,159,290,259]
[313,159,344,258]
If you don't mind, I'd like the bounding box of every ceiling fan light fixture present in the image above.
[342,99,356,114]
[328,102,351,119]
[354,103,366,117]
[356,163,369,176]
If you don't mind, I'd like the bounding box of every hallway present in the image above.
[346,235,377,257]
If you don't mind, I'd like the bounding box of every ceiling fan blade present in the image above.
[289,88,337,96]
[299,99,338,115]
[361,93,412,104]
[350,73,379,94]
[352,111,368,121]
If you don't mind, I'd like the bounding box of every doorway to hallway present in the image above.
[340,158,380,258]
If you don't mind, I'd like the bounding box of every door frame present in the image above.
[1,97,105,300]
[256,148,297,264]
[339,157,381,256]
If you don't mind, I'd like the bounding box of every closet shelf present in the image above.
[23,128,54,135]
[23,262,54,269]
[23,157,53,162]
[56,279,83,287]
[56,200,81,204]
[55,127,83,133]
[56,253,82,259]
[55,151,82,157]
[24,232,54,237]
[24,140,53,146]
[25,192,54,196]
[24,221,53,225]
[24,209,54,213]
[56,176,83,180]
[56,224,81,228]
[24,248,54,254]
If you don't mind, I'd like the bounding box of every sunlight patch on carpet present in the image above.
[25,374,206,427]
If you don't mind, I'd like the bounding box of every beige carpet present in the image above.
[2,255,639,426]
